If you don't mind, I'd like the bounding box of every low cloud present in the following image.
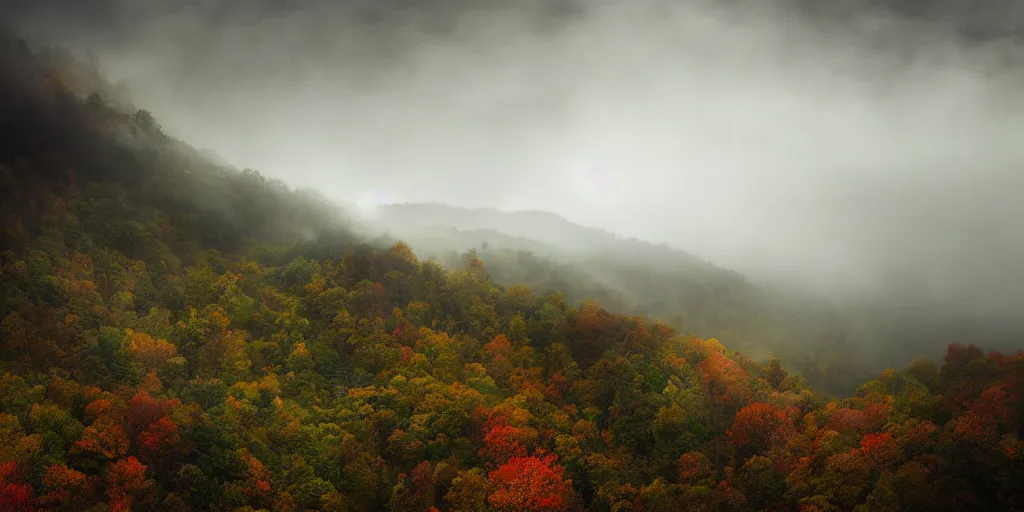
[6,0,1024,349]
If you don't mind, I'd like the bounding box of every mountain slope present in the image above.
[2,30,1024,512]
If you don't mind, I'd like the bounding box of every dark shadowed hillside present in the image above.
[0,33,356,265]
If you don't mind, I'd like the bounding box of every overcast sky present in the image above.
[7,0,1024,308]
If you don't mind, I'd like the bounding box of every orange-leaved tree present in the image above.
[727,402,793,456]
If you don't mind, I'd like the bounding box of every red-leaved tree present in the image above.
[488,455,574,511]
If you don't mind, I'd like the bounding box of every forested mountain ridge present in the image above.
[2,31,1024,512]
[363,203,712,265]
[361,203,872,395]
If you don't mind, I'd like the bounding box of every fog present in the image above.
[7,0,1024,340]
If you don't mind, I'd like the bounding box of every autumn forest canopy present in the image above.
[1,27,1024,512]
